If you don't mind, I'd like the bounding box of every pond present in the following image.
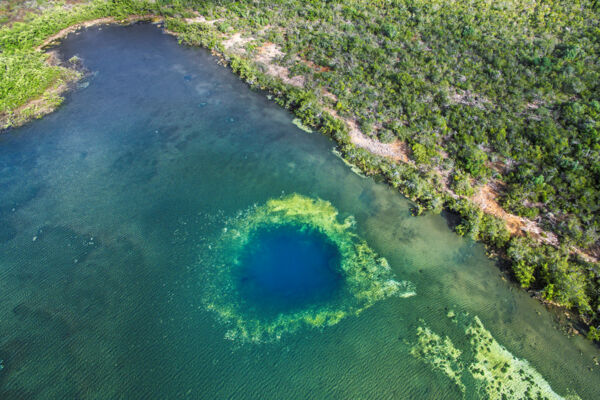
[0,23,598,399]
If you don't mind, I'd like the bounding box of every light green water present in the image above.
[0,23,598,399]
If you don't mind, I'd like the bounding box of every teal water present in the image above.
[0,23,599,398]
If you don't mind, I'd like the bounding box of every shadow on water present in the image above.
[440,209,462,233]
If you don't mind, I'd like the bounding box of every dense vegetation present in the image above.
[1,0,599,342]
[212,0,600,248]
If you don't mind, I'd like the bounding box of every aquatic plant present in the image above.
[411,316,582,399]
[411,325,465,393]
[291,117,312,133]
[465,316,580,400]
[202,194,415,343]
[331,148,366,178]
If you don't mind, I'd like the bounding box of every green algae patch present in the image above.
[411,316,582,400]
[466,316,581,400]
[331,149,367,178]
[292,118,313,133]
[202,194,415,343]
[411,325,465,393]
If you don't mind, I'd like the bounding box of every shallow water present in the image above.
[0,23,598,399]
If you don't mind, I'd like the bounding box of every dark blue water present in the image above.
[0,22,598,399]
[236,225,342,313]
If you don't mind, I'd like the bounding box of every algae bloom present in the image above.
[411,316,582,400]
[202,194,414,343]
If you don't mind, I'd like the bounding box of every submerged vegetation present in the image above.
[202,194,414,343]
[0,0,599,342]
[411,325,465,393]
[412,316,582,399]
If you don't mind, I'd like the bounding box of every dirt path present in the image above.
[323,107,411,162]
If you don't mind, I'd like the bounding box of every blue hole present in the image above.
[235,225,343,314]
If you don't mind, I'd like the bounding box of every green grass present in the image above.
[0,51,62,113]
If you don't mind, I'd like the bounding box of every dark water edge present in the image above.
[0,22,598,399]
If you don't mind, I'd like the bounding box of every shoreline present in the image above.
[5,13,598,264]
[0,15,162,131]
[0,8,598,344]
[35,15,161,51]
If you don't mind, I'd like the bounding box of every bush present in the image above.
[451,170,474,197]
[378,129,395,143]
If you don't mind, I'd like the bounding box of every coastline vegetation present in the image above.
[1,0,599,343]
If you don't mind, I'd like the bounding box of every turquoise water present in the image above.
[0,23,599,398]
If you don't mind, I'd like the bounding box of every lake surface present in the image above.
[0,23,598,399]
